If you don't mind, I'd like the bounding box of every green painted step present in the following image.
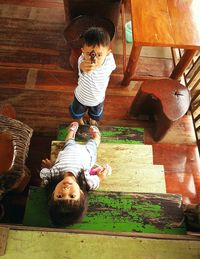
[23,186,185,235]
[57,124,144,144]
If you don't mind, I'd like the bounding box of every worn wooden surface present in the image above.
[23,187,183,235]
[57,124,144,144]
[131,0,200,48]
[51,142,166,192]
[50,141,166,193]
[2,230,200,259]
[0,227,9,256]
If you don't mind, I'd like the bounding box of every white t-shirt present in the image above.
[75,53,116,106]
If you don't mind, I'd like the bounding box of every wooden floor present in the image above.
[0,0,200,225]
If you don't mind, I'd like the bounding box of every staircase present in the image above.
[46,132,185,235]
[51,141,166,194]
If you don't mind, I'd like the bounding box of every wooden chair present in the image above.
[0,115,33,198]
[130,79,191,141]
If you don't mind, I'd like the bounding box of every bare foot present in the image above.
[66,122,79,141]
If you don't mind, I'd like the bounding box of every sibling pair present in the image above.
[40,26,115,226]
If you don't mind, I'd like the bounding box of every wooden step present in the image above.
[98,165,165,193]
[50,141,166,193]
[97,143,152,164]
[57,125,144,144]
[51,142,153,164]
[5,229,200,257]
[23,187,182,234]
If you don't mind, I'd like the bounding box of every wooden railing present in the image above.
[187,52,200,151]
[172,49,200,151]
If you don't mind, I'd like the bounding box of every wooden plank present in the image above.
[145,115,197,145]
[23,187,183,235]
[0,1,64,8]
[0,68,137,96]
[0,47,69,71]
[151,143,200,204]
[98,165,165,193]
[0,3,65,21]
[50,142,152,165]
[0,67,27,87]
[0,227,9,256]
[0,87,137,134]
[3,229,200,259]
[114,54,174,78]
[0,18,66,50]
[95,142,166,192]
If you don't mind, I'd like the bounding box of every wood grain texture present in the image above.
[50,141,166,193]
[152,143,200,204]
[0,227,9,256]
[24,187,184,233]
[4,229,200,259]
[131,0,200,48]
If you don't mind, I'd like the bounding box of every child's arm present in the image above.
[41,158,53,169]
[85,164,112,190]
[40,158,53,186]
[96,164,112,182]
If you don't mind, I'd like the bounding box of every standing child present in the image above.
[40,122,111,226]
[69,27,116,126]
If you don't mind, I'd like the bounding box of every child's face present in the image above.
[81,44,111,67]
[53,176,81,201]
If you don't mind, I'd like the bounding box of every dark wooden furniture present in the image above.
[63,0,121,28]
[122,0,200,85]
[0,115,33,196]
[130,79,191,141]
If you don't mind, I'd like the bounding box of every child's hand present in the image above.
[80,59,97,73]
[96,164,112,182]
[96,168,109,182]
[41,158,52,169]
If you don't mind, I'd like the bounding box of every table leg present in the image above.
[170,49,196,80]
[121,45,141,86]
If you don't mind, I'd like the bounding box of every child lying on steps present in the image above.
[40,122,111,227]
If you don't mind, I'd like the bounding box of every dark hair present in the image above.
[82,27,110,47]
[47,170,89,227]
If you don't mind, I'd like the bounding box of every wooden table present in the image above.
[122,0,200,86]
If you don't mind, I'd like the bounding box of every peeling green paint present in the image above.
[57,125,144,144]
[24,187,186,235]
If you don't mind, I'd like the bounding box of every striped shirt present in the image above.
[75,53,116,106]
[40,140,100,190]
